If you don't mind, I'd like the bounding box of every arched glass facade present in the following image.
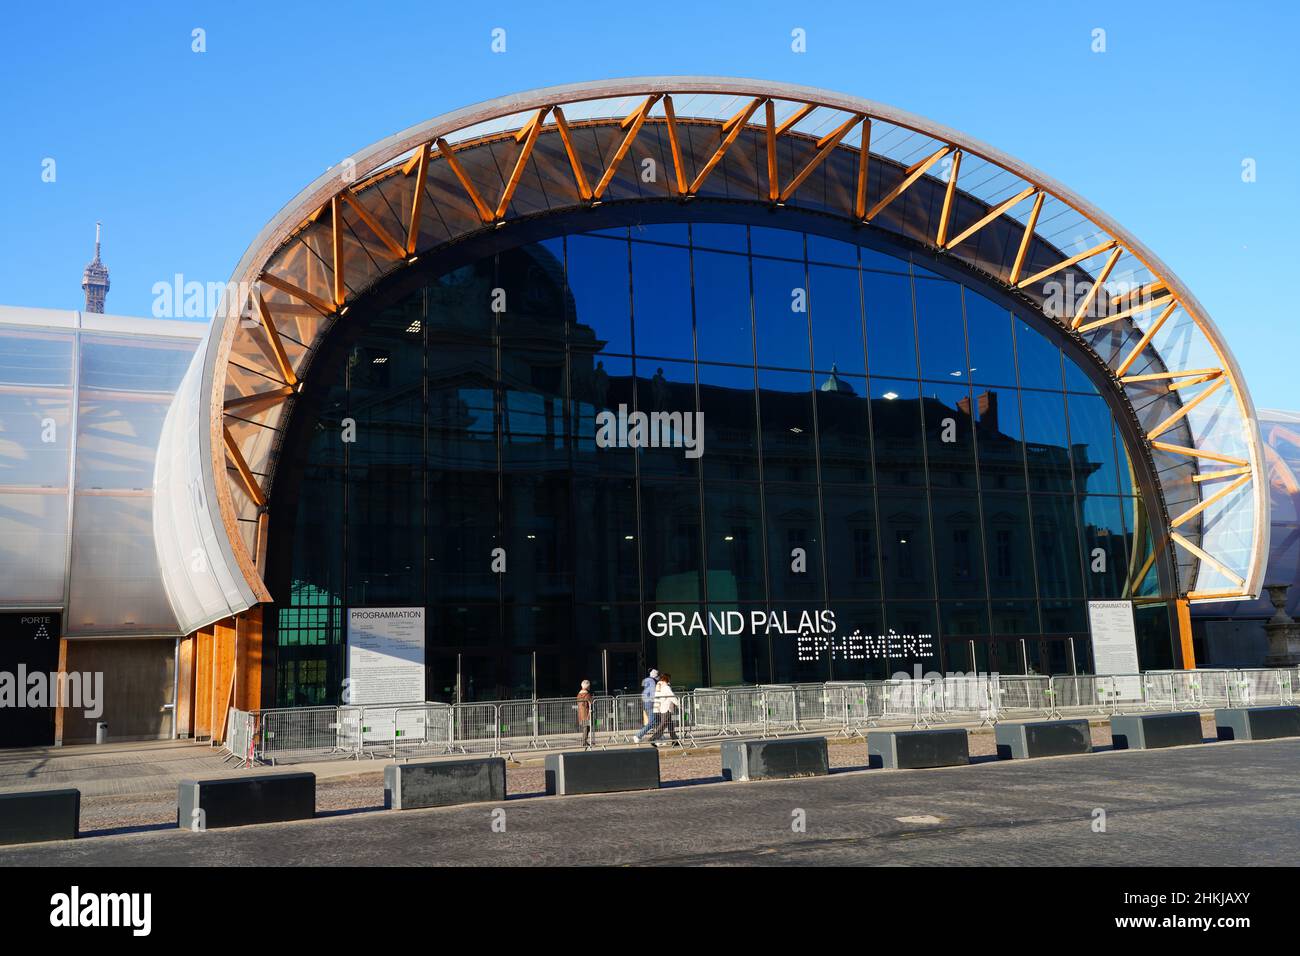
[266,217,1176,705]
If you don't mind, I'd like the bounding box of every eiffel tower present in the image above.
[81,221,110,313]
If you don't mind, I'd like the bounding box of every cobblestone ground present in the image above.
[13,716,1216,834]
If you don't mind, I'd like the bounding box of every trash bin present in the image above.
[95,721,109,745]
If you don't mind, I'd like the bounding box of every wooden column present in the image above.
[175,634,196,738]
[53,638,69,746]
[1176,598,1196,670]
[193,625,213,739]
[211,617,237,745]
[235,607,264,713]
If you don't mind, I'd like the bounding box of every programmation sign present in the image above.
[1087,600,1141,698]
[346,607,425,706]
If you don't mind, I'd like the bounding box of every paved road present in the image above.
[2,737,1297,866]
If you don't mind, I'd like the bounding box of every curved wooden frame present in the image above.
[190,77,1267,611]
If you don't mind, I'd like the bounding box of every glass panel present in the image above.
[753,257,811,370]
[1079,494,1129,599]
[765,483,822,601]
[639,480,703,604]
[815,371,872,485]
[965,291,1017,387]
[758,369,817,482]
[1020,388,1074,493]
[1014,319,1064,391]
[567,234,631,355]
[983,492,1035,599]
[871,377,924,486]
[690,222,746,253]
[877,489,934,599]
[923,381,976,490]
[1067,393,1121,495]
[863,270,917,378]
[823,486,880,600]
[692,250,754,366]
[1031,494,1084,600]
[632,240,694,360]
[809,263,865,374]
[750,225,803,260]
[573,479,640,602]
[703,483,765,602]
[915,278,968,382]
[931,490,984,599]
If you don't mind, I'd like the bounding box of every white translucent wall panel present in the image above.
[0,491,68,605]
[64,333,197,634]
[66,494,176,634]
[154,345,260,633]
[0,325,74,606]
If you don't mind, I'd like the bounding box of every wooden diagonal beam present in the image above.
[775,103,815,137]
[435,137,494,223]
[944,186,1035,251]
[551,107,593,202]
[1150,441,1248,467]
[223,425,265,508]
[1168,371,1224,392]
[1008,191,1045,285]
[593,95,661,200]
[688,97,764,194]
[864,145,950,222]
[1170,531,1245,589]
[1147,375,1226,441]
[254,291,298,386]
[1121,367,1222,384]
[1113,301,1178,377]
[777,114,863,203]
[340,190,406,259]
[662,96,687,196]
[1078,293,1176,334]
[934,150,963,247]
[330,195,345,306]
[1192,465,1250,483]
[1070,246,1122,329]
[257,271,336,317]
[223,386,294,416]
[495,107,549,219]
[406,143,430,255]
[1016,238,1118,289]
[854,119,871,220]
[765,100,779,202]
[1171,472,1251,528]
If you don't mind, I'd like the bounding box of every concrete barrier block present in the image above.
[177,772,315,830]
[720,736,829,782]
[544,748,659,796]
[384,757,506,809]
[0,788,80,845]
[995,719,1092,760]
[1110,712,1203,750]
[1215,706,1300,742]
[868,728,969,770]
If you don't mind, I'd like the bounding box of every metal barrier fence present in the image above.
[239,666,1300,765]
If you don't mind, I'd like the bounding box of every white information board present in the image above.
[1087,600,1141,698]
[347,607,425,706]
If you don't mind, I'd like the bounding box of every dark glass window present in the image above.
[809,264,865,374]
[632,240,694,360]
[273,215,1174,702]
[753,257,811,370]
[915,278,968,382]
[567,235,631,356]
[863,270,918,378]
[692,250,754,366]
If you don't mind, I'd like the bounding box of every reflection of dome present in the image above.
[819,364,855,395]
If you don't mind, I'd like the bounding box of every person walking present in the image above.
[633,668,659,743]
[646,672,680,747]
[576,679,594,749]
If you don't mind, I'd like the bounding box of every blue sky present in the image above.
[1,0,1296,407]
